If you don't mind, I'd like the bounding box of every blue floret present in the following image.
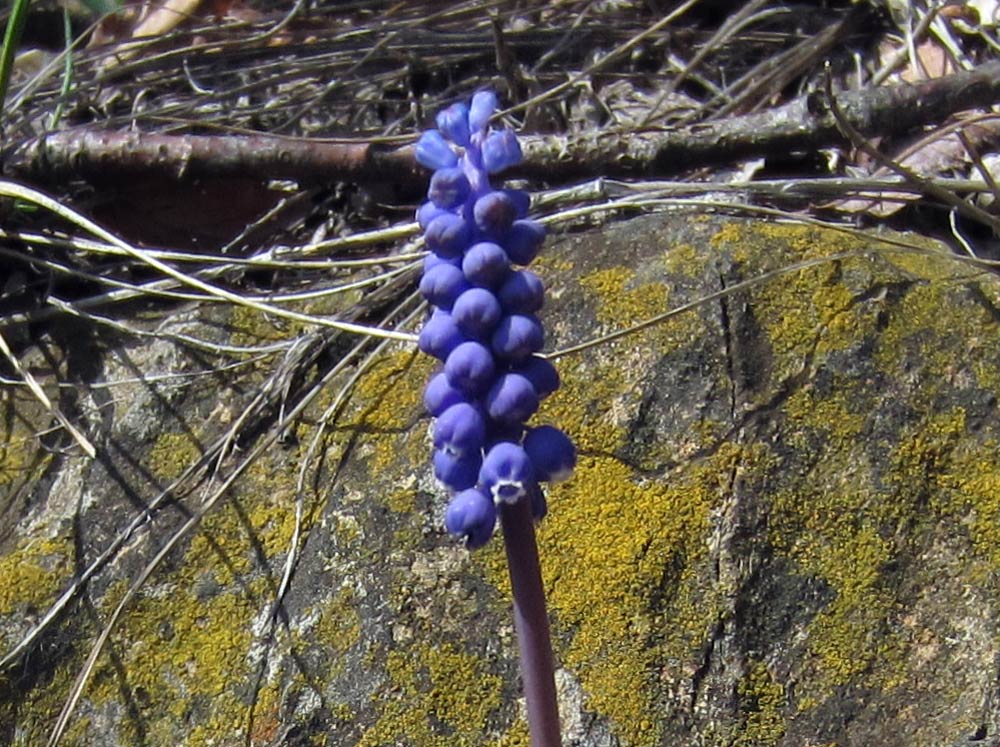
[480,442,536,504]
[445,488,496,548]
[433,402,487,457]
[416,130,459,170]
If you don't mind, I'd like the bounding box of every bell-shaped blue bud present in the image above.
[434,402,487,457]
[482,129,523,174]
[424,213,472,259]
[523,425,576,483]
[462,241,510,288]
[501,188,531,218]
[436,102,471,147]
[486,372,539,426]
[452,287,502,338]
[418,309,465,361]
[473,191,518,237]
[417,201,449,231]
[433,449,481,492]
[444,341,496,395]
[423,371,466,416]
[420,262,470,310]
[445,488,497,549]
[504,220,546,266]
[423,252,461,274]
[428,167,471,209]
[469,90,498,133]
[416,130,459,170]
[480,442,536,504]
[498,270,544,313]
[513,355,560,399]
[492,313,544,362]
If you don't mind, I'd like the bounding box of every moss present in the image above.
[578,266,668,330]
[147,431,203,482]
[341,348,431,485]
[736,660,787,746]
[357,642,504,747]
[0,535,73,623]
[0,388,51,488]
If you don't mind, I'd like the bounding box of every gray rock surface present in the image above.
[3,211,1000,747]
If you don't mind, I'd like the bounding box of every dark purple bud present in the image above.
[501,188,531,218]
[473,191,518,236]
[452,287,502,338]
[482,129,523,174]
[498,270,544,314]
[424,213,472,259]
[513,355,561,399]
[418,309,465,361]
[504,220,547,266]
[433,449,481,492]
[420,262,470,310]
[462,242,510,288]
[423,371,466,416]
[445,488,497,549]
[433,402,487,457]
[480,442,536,504]
[486,372,539,426]
[523,425,576,483]
[528,482,548,521]
[469,90,498,133]
[436,102,471,146]
[417,201,449,231]
[428,167,471,209]
[487,421,524,446]
[444,341,496,395]
[492,314,544,362]
[416,130,459,170]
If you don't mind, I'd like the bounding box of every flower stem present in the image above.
[499,494,561,747]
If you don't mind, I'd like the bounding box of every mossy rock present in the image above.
[3,212,1000,747]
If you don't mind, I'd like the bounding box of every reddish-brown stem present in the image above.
[499,495,561,747]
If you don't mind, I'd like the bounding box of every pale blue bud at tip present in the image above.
[469,90,498,133]
[523,425,576,483]
[486,372,539,426]
[444,340,496,395]
[445,488,497,549]
[436,102,471,146]
[482,129,523,174]
[416,130,458,170]
[433,402,487,457]
[480,442,536,504]
[452,287,502,338]
[462,241,511,288]
[423,371,466,417]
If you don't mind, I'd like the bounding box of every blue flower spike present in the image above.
[416,90,570,747]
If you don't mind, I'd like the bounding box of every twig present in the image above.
[11,59,1000,187]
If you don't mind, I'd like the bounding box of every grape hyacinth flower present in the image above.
[415,91,576,747]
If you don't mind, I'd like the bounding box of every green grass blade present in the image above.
[0,0,32,119]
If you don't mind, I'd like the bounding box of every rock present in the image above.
[3,211,1000,747]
